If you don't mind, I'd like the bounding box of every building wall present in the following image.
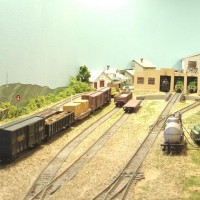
[134,62,144,72]
[134,68,200,93]
[124,71,134,85]
[182,55,200,73]
[92,73,111,89]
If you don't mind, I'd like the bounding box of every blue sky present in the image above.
[0,0,200,88]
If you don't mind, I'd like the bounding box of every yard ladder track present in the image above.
[34,112,131,200]
[23,107,120,200]
[92,93,181,200]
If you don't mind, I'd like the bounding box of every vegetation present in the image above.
[0,76,93,120]
[76,65,91,83]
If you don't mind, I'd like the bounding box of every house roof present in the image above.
[182,53,200,60]
[125,69,134,76]
[89,70,111,82]
[133,59,157,68]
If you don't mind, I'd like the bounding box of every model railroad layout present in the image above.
[2,89,200,200]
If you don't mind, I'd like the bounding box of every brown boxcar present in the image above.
[45,111,74,140]
[0,116,45,162]
[114,91,133,107]
[82,91,104,111]
[98,87,111,104]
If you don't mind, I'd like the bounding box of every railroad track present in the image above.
[23,107,120,200]
[35,112,131,200]
[92,93,181,200]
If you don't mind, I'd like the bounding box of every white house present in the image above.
[132,58,157,72]
[182,54,200,74]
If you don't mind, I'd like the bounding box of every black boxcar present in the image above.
[98,87,111,104]
[45,111,74,140]
[0,116,45,162]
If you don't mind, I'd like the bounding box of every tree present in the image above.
[76,65,91,83]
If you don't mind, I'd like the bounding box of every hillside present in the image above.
[0,83,64,106]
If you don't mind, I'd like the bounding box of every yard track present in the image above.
[92,93,181,200]
[23,107,120,200]
[36,112,131,200]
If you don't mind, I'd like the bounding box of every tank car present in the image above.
[161,114,185,154]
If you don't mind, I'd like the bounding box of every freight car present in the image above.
[0,87,111,162]
[123,99,142,113]
[114,91,132,107]
[0,116,45,162]
[161,114,185,154]
[175,78,184,93]
[160,78,170,92]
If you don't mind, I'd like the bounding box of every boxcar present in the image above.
[82,91,104,111]
[114,91,132,107]
[0,116,45,162]
[45,111,74,140]
[98,87,111,104]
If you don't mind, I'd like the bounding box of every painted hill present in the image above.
[0,83,64,106]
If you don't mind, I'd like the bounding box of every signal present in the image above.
[16,95,21,101]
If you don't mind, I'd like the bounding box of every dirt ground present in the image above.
[0,94,200,200]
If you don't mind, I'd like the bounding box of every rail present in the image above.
[23,107,120,200]
[91,93,181,200]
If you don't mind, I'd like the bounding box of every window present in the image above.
[137,77,144,84]
[148,78,155,85]
[100,80,105,87]
[94,82,97,89]
[188,61,197,68]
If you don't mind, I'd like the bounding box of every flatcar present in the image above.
[175,78,184,93]
[123,99,142,113]
[161,114,185,154]
[114,91,132,107]
[160,78,170,92]
[0,87,111,162]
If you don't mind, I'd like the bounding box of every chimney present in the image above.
[141,58,143,62]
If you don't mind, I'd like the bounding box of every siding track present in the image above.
[92,93,181,200]
[23,107,120,200]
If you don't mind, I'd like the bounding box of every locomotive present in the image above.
[160,78,170,92]
[0,87,111,163]
[188,81,197,93]
[161,114,185,154]
[175,78,184,93]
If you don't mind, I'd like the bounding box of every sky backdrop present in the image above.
[1,0,200,88]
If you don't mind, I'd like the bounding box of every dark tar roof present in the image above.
[0,116,44,132]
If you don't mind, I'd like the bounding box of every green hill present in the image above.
[0,83,64,106]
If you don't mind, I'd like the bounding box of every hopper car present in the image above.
[0,87,111,163]
[161,114,185,154]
